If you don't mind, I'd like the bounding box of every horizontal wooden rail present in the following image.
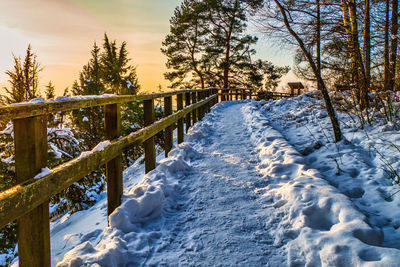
[0,86,299,266]
[0,89,208,122]
[0,94,216,229]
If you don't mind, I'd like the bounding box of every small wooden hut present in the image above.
[287,82,304,96]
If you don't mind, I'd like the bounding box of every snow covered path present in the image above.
[57,101,400,266]
[146,102,284,265]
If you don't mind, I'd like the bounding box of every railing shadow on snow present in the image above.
[0,87,295,266]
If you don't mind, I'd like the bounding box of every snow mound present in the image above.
[242,101,400,266]
[57,144,201,266]
[56,100,400,266]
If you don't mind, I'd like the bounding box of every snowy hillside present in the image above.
[10,97,400,266]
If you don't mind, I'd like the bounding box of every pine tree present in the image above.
[201,0,262,89]
[101,34,140,95]
[162,0,209,89]
[65,38,143,212]
[1,45,42,104]
[162,0,280,91]
[71,42,105,148]
[23,44,42,100]
[45,81,55,99]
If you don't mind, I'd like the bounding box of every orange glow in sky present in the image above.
[0,0,293,96]
[0,0,183,95]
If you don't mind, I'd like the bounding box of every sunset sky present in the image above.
[0,0,293,96]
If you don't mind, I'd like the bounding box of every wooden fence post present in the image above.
[205,90,210,113]
[192,92,197,124]
[105,104,123,217]
[198,91,204,120]
[203,91,207,113]
[185,92,191,133]
[144,99,156,173]
[14,115,50,267]
[177,93,184,144]
[164,96,173,157]
[196,92,201,120]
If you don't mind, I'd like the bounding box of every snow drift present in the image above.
[56,100,400,266]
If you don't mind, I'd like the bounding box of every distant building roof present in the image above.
[287,82,304,89]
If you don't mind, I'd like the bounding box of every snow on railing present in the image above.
[0,87,299,266]
[0,88,224,267]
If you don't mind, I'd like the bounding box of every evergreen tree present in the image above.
[65,37,143,212]
[23,44,42,100]
[1,45,42,104]
[162,0,209,89]
[162,0,285,91]
[71,42,105,148]
[201,0,262,89]
[101,34,140,95]
[45,81,55,99]
[65,43,107,212]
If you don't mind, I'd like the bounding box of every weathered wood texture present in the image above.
[0,89,209,122]
[204,90,209,113]
[197,92,203,120]
[0,95,217,230]
[164,96,173,157]
[185,92,191,133]
[192,92,197,124]
[0,89,220,267]
[14,115,50,267]
[177,94,184,144]
[144,99,156,173]
[105,104,123,217]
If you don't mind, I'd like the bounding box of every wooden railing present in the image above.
[0,88,222,266]
[0,87,280,266]
[219,88,296,101]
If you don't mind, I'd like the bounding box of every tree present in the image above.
[71,42,105,148]
[162,0,209,89]
[68,43,107,212]
[257,0,342,142]
[316,0,321,91]
[364,0,371,90]
[389,0,399,91]
[101,34,140,95]
[23,44,42,100]
[45,81,55,99]
[340,0,369,109]
[163,0,285,92]
[263,61,290,91]
[201,0,263,89]
[1,45,42,104]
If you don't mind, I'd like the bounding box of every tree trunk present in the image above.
[363,0,371,90]
[342,0,369,109]
[200,76,205,89]
[316,0,321,91]
[274,0,342,142]
[349,1,369,109]
[384,0,390,91]
[224,43,230,90]
[341,0,358,95]
[389,0,399,91]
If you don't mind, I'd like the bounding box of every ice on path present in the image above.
[58,101,400,266]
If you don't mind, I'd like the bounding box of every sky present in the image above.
[0,0,294,96]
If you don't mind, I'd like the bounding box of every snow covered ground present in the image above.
[258,93,400,250]
[8,97,400,266]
